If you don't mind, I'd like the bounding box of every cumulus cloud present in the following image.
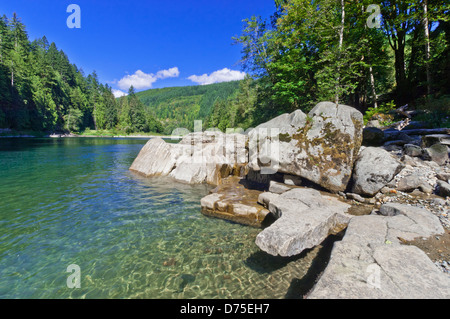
[117,67,180,90]
[112,89,128,98]
[156,67,180,79]
[187,68,246,85]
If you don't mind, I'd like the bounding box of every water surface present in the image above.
[0,137,331,299]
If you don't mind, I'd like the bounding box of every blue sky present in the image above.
[0,0,276,96]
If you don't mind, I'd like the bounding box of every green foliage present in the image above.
[363,100,396,125]
[0,13,164,135]
[233,0,449,122]
[136,81,241,134]
[413,95,450,128]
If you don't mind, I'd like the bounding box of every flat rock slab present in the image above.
[308,205,450,299]
[255,188,352,257]
[200,177,271,227]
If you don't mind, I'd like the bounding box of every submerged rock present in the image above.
[200,177,272,227]
[248,101,364,193]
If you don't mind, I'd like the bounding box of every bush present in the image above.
[363,100,396,126]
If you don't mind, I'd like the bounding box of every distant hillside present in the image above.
[136,81,241,133]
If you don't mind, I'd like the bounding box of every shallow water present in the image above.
[0,137,332,299]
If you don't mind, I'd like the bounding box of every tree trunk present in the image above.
[394,38,408,104]
[335,0,345,105]
[369,66,378,108]
[423,0,431,95]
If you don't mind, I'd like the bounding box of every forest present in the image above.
[136,81,241,133]
[208,0,449,130]
[0,13,163,135]
[0,1,449,136]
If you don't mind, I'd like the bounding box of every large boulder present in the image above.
[351,147,404,197]
[255,188,352,257]
[129,137,184,177]
[248,102,364,193]
[130,132,248,185]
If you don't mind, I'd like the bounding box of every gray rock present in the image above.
[404,144,423,157]
[436,172,450,183]
[397,174,428,192]
[346,193,368,203]
[130,132,248,185]
[437,180,450,198]
[380,203,444,240]
[129,137,184,177]
[268,181,292,194]
[248,102,363,193]
[308,212,450,299]
[351,147,404,196]
[431,198,446,206]
[366,120,382,128]
[423,143,449,166]
[422,134,450,148]
[363,127,385,146]
[257,192,280,209]
[283,174,302,186]
[255,188,351,257]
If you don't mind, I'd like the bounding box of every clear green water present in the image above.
[0,137,331,299]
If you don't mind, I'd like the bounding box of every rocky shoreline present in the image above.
[129,101,450,298]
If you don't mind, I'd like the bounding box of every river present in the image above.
[0,137,332,299]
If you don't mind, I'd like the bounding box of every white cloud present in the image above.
[156,67,180,79]
[117,67,180,90]
[187,68,246,85]
[112,89,128,98]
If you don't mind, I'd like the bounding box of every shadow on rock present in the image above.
[284,234,343,299]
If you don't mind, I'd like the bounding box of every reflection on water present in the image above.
[0,137,333,299]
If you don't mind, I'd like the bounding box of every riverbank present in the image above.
[129,101,450,298]
[0,128,180,139]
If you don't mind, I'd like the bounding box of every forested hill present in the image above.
[135,81,241,133]
[0,13,163,135]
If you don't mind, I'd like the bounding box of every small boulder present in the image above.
[404,144,423,157]
[397,174,428,193]
[362,127,385,146]
[423,143,449,166]
[351,147,404,197]
[422,134,450,148]
[437,180,450,198]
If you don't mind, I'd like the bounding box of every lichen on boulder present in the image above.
[248,101,364,193]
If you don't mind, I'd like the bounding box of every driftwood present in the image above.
[384,128,450,141]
